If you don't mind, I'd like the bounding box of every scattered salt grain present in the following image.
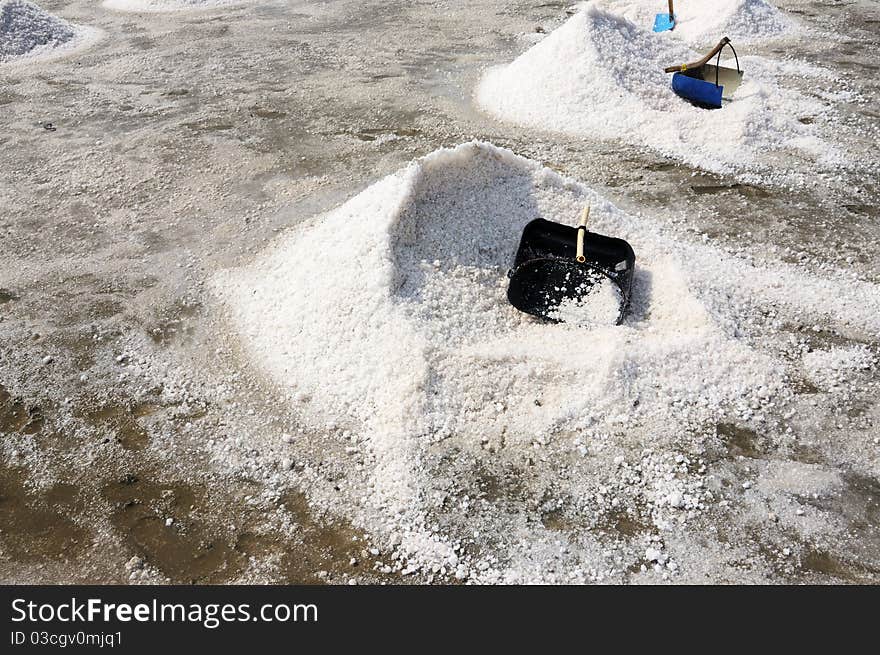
[666,491,685,509]
[102,0,244,12]
[126,556,144,571]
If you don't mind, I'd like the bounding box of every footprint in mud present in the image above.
[102,475,245,584]
[183,120,234,133]
[250,107,287,119]
[752,471,880,583]
[84,403,155,451]
[0,385,44,434]
[248,490,373,584]
[689,183,769,198]
[101,476,381,584]
[799,548,879,583]
[0,464,88,563]
[716,423,766,459]
[803,473,880,567]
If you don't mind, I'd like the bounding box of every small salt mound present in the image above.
[477,6,841,177]
[0,0,89,63]
[545,274,622,327]
[103,0,244,12]
[215,142,880,579]
[598,0,794,44]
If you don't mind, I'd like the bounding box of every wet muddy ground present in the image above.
[1,0,879,583]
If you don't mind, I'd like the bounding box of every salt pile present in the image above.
[477,6,842,177]
[215,142,880,582]
[599,0,794,44]
[0,0,96,63]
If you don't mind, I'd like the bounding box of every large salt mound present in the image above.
[477,6,841,177]
[215,142,880,581]
[0,0,96,63]
[598,0,794,44]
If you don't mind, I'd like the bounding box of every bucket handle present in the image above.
[664,36,741,86]
[711,40,740,87]
[575,204,590,263]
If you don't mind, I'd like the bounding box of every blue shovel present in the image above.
[653,1,676,32]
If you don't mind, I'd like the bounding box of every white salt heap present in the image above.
[599,0,794,44]
[477,5,844,178]
[0,0,96,63]
[215,142,880,582]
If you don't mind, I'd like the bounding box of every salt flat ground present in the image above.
[1,0,879,583]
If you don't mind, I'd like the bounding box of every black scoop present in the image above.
[506,217,636,324]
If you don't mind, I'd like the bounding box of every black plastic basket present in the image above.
[506,218,635,325]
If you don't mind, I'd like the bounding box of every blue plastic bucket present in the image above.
[671,72,723,109]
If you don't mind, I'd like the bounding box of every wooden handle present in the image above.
[576,204,590,263]
[668,0,674,19]
[664,36,731,74]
